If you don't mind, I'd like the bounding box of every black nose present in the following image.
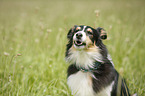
[76,33,83,39]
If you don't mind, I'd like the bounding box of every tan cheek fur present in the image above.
[85,36,99,52]
[88,73,93,86]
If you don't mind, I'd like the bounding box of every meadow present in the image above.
[0,0,145,96]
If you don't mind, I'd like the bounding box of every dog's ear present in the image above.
[96,27,107,40]
[67,28,73,39]
[67,25,78,39]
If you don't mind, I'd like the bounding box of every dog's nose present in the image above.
[76,33,83,39]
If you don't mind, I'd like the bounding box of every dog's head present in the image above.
[66,25,109,67]
[67,25,107,50]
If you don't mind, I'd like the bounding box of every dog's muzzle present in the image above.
[73,31,86,48]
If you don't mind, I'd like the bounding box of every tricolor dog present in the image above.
[65,25,137,96]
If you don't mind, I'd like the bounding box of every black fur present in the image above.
[67,64,79,77]
[92,63,116,93]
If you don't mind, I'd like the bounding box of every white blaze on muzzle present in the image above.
[73,31,87,43]
[73,31,87,49]
[73,26,88,49]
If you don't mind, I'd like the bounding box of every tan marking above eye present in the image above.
[76,27,81,31]
[87,28,93,33]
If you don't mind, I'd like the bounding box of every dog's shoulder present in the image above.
[67,64,79,77]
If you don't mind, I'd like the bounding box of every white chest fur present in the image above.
[67,46,115,96]
[67,71,114,96]
[67,71,95,96]
[66,49,103,69]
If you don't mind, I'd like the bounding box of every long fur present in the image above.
[65,25,136,96]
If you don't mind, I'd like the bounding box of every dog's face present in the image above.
[66,25,108,69]
[67,25,107,50]
[66,25,108,68]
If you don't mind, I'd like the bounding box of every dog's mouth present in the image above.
[74,40,86,46]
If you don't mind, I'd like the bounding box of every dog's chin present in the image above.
[73,40,86,49]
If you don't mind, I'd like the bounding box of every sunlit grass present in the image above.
[0,0,145,96]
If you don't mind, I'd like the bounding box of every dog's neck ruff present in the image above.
[66,48,103,69]
[77,61,102,72]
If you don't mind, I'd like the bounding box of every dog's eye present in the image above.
[76,27,81,31]
[88,31,93,35]
[87,28,93,35]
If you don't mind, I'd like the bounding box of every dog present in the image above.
[65,25,137,96]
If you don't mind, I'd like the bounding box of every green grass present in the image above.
[0,0,145,96]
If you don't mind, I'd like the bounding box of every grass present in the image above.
[0,0,145,96]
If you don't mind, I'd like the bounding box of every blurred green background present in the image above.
[0,0,145,96]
